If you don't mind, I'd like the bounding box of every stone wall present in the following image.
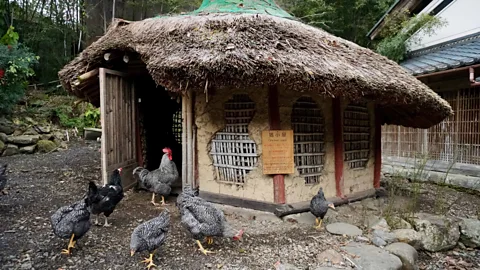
[195,86,376,204]
[0,117,67,156]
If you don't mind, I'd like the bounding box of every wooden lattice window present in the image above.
[210,94,258,184]
[172,110,182,144]
[291,97,325,184]
[344,103,370,169]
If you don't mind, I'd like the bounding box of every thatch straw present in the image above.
[58,14,453,128]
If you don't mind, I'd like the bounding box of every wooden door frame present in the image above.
[99,67,139,189]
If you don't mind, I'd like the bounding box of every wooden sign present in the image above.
[262,130,294,175]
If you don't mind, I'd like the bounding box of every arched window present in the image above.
[210,94,258,184]
[291,96,326,184]
[343,103,370,169]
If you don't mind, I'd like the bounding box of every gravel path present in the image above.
[0,142,348,270]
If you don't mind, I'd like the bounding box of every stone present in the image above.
[36,125,51,134]
[365,215,382,229]
[283,212,316,225]
[341,243,402,270]
[0,132,7,142]
[53,131,66,141]
[0,117,14,135]
[22,127,38,135]
[385,243,418,270]
[362,198,380,211]
[37,140,57,153]
[459,218,480,248]
[0,140,4,153]
[373,229,398,244]
[326,222,363,236]
[356,236,370,243]
[371,218,391,231]
[412,213,460,252]
[20,145,36,154]
[7,135,40,145]
[372,236,387,247]
[40,134,53,141]
[393,229,423,250]
[314,268,338,270]
[389,217,413,230]
[317,249,343,264]
[2,144,19,156]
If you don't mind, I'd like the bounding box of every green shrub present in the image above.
[0,26,39,114]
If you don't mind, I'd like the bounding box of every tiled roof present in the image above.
[400,35,480,76]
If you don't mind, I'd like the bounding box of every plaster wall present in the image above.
[194,87,375,204]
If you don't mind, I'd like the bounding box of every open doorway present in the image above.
[134,74,183,189]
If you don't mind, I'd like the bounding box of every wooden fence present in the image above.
[382,86,480,166]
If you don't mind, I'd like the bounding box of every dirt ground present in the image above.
[0,141,479,270]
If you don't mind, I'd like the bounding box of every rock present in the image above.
[412,213,460,252]
[373,229,398,244]
[341,242,402,270]
[385,243,418,270]
[53,131,66,141]
[2,144,19,156]
[0,140,4,153]
[371,218,391,231]
[12,129,23,136]
[275,262,300,270]
[284,212,316,225]
[393,229,423,250]
[20,145,36,154]
[317,249,343,264]
[362,198,380,211]
[459,218,480,248]
[356,236,370,243]
[314,268,338,270]
[7,135,40,145]
[40,134,53,141]
[36,125,51,134]
[37,140,57,153]
[372,236,387,247]
[365,215,381,229]
[389,217,413,230]
[0,132,7,142]
[22,127,38,135]
[0,117,14,135]
[326,223,362,236]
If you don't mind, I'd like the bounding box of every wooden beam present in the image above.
[332,98,345,198]
[374,107,382,189]
[199,190,280,213]
[72,69,99,87]
[99,68,108,185]
[268,85,286,204]
[181,94,188,190]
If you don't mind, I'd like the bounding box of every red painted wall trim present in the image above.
[374,107,382,189]
[332,98,344,198]
[268,85,286,204]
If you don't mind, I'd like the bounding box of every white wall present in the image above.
[407,0,480,51]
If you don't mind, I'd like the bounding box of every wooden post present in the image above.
[99,68,108,185]
[374,107,382,189]
[332,98,344,198]
[181,94,188,190]
[186,91,194,189]
[268,85,286,204]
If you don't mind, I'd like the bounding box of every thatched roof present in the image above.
[58,11,453,128]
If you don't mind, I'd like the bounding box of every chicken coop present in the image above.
[58,0,452,213]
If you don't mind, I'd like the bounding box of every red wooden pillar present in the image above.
[268,85,286,204]
[332,98,345,198]
[374,107,382,189]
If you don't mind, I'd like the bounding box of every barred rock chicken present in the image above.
[130,208,170,269]
[310,187,335,229]
[133,147,178,206]
[178,188,243,255]
[0,163,7,195]
[50,182,95,255]
[89,168,124,227]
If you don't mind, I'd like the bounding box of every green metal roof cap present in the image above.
[189,0,293,18]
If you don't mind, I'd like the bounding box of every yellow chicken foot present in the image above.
[151,193,160,207]
[205,236,214,245]
[61,234,76,255]
[160,196,169,206]
[314,219,323,230]
[196,240,215,255]
[140,253,157,269]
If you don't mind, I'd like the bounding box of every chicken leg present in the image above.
[196,240,215,255]
[314,218,323,230]
[159,196,169,206]
[151,193,160,207]
[205,236,214,245]
[61,233,76,255]
[140,252,157,270]
[103,216,111,227]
